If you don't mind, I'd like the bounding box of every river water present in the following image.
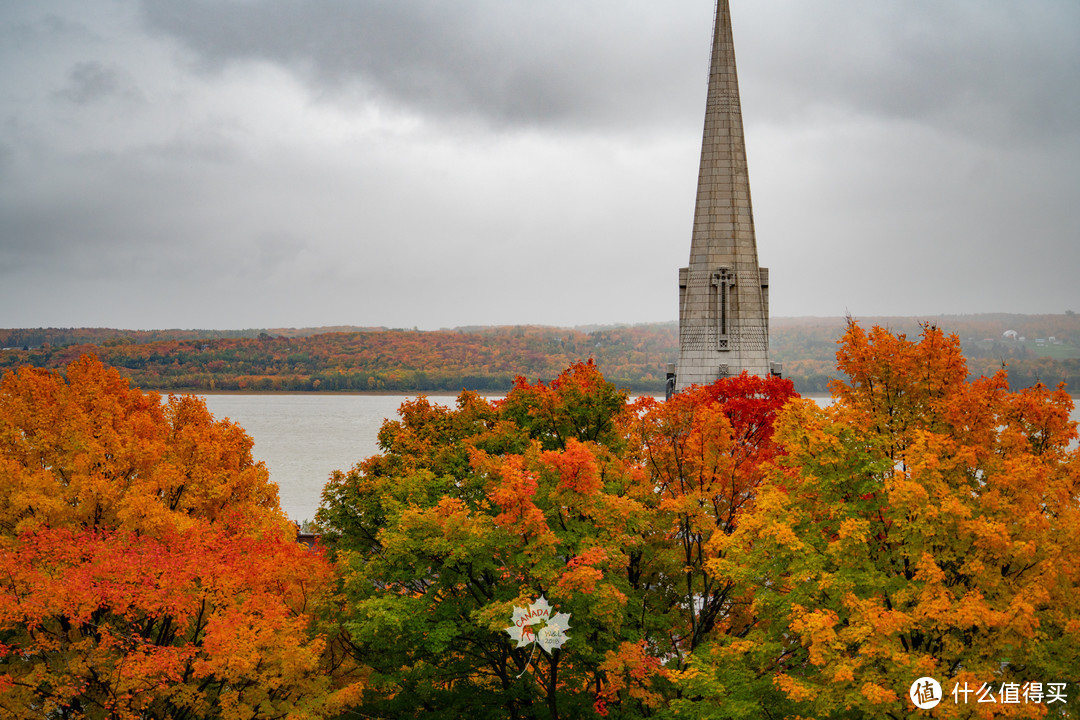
[199,393,1080,524]
[200,394,421,523]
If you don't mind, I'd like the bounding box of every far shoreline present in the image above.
[183,389,1080,400]
[187,389,506,398]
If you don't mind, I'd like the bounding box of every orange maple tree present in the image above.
[692,322,1080,718]
[318,363,650,718]
[622,373,797,665]
[0,356,363,719]
[316,362,797,718]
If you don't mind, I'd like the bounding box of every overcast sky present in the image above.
[1,1,1077,330]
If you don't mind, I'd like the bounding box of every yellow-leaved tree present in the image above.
[681,321,1080,719]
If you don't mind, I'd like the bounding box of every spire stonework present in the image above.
[674,0,776,392]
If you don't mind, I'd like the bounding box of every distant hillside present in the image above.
[2,314,1077,394]
[0,324,678,393]
[773,314,1080,393]
[0,326,390,349]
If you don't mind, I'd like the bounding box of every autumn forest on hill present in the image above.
[2,313,1079,394]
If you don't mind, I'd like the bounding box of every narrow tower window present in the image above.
[712,269,733,351]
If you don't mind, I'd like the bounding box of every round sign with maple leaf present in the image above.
[505,595,570,654]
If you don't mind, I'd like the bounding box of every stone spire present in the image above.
[674,0,774,392]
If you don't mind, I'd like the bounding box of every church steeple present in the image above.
[674,0,775,391]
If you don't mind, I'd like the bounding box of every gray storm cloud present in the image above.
[0,0,1077,329]
[138,0,710,130]
[56,61,145,106]
[135,0,1080,145]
